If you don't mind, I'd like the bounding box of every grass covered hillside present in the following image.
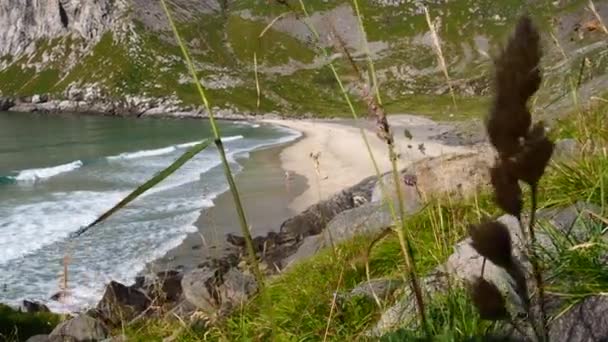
[0,0,606,118]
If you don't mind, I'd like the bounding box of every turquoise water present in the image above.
[0,112,299,311]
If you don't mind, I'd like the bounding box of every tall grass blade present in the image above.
[72,140,212,237]
[423,6,457,109]
[160,0,264,286]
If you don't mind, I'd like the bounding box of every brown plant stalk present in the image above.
[331,25,428,333]
[483,16,554,341]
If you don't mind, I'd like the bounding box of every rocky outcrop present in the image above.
[0,96,15,111]
[0,0,121,57]
[96,281,151,326]
[280,175,377,240]
[21,300,51,313]
[181,265,257,315]
[548,295,608,341]
[49,314,108,341]
[370,202,607,337]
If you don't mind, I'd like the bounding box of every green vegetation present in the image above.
[1,0,607,340]
[0,0,596,118]
[0,304,61,341]
[226,15,315,65]
[116,101,607,341]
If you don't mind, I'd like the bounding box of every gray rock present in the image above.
[31,94,49,104]
[553,138,580,161]
[181,266,258,314]
[96,281,150,326]
[396,151,494,201]
[21,300,50,313]
[0,97,15,110]
[370,270,449,335]
[536,201,606,256]
[283,235,324,268]
[370,214,526,336]
[181,267,219,313]
[280,175,377,240]
[370,172,422,213]
[9,102,37,112]
[219,268,257,310]
[0,0,120,56]
[370,202,607,337]
[445,215,527,316]
[323,201,399,245]
[50,314,108,341]
[548,295,608,342]
[349,278,404,302]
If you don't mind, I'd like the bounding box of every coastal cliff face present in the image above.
[0,0,119,56]
[0,1,606,117]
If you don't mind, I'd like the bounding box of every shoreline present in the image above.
[150,140,308,273]
[264,115,475,213]
[151,114,475,274]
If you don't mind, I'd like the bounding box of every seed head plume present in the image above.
[330,25,393,145]
[508,122,555,186]
[487,16,541,158]
[470,278,508,321]
[483,16,553,340]
[490,165,523,219]
[469,220,513,269]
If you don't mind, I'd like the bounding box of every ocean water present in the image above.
[0,111,299,312]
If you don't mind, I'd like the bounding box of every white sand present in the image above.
[264,115,475,213]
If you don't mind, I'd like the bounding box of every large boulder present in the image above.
[218,268,258,311]
[282,235,325,268]
[280,175,377,240]
[181,266,258,315]
[181,267,222,314]
[323,200,407,245]
[397,151,494,201]
[370,201,607,337]
[21,300,50,313]
[133,270,183,305]
[548,295,608,342]
[96,281,150,326]
[50,315,108,341]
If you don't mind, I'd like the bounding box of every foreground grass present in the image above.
[119,101,607,341]
[0,304,61,341]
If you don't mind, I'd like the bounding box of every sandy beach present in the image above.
[153,114,475,272]
[264,115,475,213]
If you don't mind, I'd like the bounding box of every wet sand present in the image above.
[150,143,307,272]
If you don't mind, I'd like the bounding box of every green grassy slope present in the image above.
[0,0,603,118]
[120,99,608,342]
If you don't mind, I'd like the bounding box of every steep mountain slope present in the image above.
[0,0,606,117]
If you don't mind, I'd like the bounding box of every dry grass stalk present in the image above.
[323,266,344,342]
[329,8,428,333]
[160,0,264,288]
[254,52,261,109]
[423,6,457,109]
[588,0,608,35]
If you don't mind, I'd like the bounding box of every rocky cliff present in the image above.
[0,0,606,117]
[0,0,121,56]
